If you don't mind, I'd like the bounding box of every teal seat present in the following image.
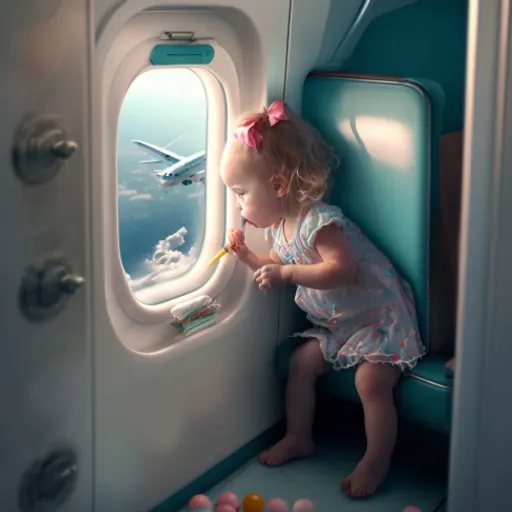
[276,73,453,434]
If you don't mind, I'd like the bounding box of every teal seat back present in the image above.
[302,74,444,344]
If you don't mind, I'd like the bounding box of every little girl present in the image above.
[220,100,426,498]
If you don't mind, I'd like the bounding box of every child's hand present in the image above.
[254,264,290,294]
[228,228,249,258]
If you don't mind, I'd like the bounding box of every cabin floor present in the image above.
[180,397,449,511]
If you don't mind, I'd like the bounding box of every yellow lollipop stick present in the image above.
[209,245,230,265]
[209,217,247,265]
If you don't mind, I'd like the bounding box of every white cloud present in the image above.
[119,188,137,197]
[129,227,198,291]
[131,169,144,174]
[187,191,204,199]
[129,193,153,201]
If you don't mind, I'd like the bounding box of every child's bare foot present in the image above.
[258,435,314,466]
[340,455,390,498]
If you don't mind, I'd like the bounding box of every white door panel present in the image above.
[0,1,93,511]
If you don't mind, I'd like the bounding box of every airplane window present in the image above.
[117,68,207,303]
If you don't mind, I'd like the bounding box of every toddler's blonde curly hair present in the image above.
[227,102,339,205]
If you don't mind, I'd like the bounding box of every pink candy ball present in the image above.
[293,499,314,512]
[216,492,239,510]
[215,506,236,512]
[266,498,289,511]
[189,494,212,509]
[403,508,422,512]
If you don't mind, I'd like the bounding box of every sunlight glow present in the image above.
[129,68,205,100]
[339,116,414,171]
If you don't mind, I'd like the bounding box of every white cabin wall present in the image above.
[95,0,123,30]
[283,0,363,113]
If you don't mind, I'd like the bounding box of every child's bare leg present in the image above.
[341,361,400,498]
[259,339,329,466]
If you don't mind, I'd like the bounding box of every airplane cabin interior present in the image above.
[2,0,512,511]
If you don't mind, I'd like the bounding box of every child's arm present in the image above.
[283,224,357,289]
[239,248,282,272]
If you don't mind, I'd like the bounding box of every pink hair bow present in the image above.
[266,99,288,126]
[235,118,262,149]
[235,100,288,148]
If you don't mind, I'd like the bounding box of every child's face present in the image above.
[221,151,284,228]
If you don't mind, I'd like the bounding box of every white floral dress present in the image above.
[265,202,426,370]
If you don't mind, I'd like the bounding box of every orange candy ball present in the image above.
[242,493,265,512]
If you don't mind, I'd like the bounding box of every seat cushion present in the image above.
[276,336,452,433]
[302,73,445,340]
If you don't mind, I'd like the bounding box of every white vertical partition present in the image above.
[448,0,512,510]
[0,1,93,511]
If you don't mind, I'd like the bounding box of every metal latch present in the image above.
[19,255,85,321]
[18,446,78,511]
[12,114,78,186]
[158,31,213,43]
